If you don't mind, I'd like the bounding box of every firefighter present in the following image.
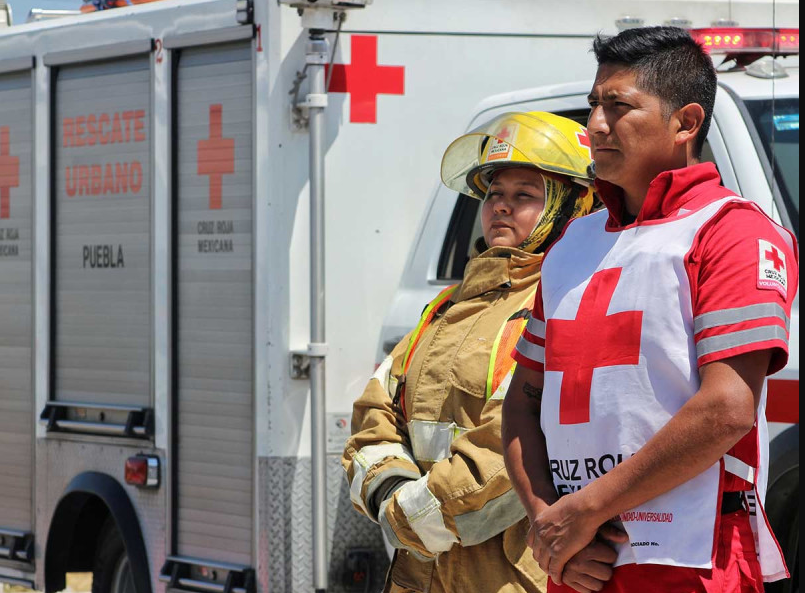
[342,111,597,593]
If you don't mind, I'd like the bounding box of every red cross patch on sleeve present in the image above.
[758,239,788,300]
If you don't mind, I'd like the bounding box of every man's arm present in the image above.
[530,349,771,584]
[501,363,556,521]
[503,363,627,593]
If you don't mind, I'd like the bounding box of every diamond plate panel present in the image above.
[260,456,389,593]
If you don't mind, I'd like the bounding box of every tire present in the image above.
[764,426,799,593]
[92,517,137,593]
[764,506,799,593]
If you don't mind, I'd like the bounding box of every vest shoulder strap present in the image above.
[400,283,537,408]
[485,288,537,400]
[401,284,459,375]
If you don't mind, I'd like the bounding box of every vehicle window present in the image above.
[438,109,590,280]
[744,98,799,238]
[700,138,716,166]
[438,193,480,280]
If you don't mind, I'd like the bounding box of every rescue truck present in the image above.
[0,0,798,592]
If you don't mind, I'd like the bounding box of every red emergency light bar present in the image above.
[690,28,799,55]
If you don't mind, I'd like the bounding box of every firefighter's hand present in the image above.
[560,530,624,593]
[527,495,626,586]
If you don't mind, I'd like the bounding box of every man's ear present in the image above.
[674,103,706,150]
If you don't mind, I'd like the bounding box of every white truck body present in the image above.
[0,0,798,591]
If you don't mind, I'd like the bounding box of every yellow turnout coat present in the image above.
[343,246,548,593]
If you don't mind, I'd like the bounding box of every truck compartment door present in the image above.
[51,56,152,414]
[174,41,254,567]
[0,65,35,555]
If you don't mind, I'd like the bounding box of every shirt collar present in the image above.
[594,162,724,228]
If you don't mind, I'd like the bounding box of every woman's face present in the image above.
[481,167,546,249]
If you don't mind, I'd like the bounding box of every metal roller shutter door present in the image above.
[175,43,254,565]
[52,57,151,408]
[0,70,33,531]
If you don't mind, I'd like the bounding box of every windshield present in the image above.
[744,98,799,238]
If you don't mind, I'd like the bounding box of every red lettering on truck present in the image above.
[62,110,147,147]
[64,160,143,196]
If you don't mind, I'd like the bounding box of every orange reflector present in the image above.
[125,455,160,488]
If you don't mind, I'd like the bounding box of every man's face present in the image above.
[586,65,679,192]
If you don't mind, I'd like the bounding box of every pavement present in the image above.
[1,573,91,593]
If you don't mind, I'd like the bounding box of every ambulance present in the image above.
[0,0,798,592]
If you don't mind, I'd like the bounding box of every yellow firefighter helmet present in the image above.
[440,111,597,253]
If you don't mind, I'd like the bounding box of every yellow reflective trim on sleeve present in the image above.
[350,443,417,516]
[397,475,458,554]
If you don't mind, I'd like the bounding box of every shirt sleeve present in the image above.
[513,280,545,371]
[688,203,799,374]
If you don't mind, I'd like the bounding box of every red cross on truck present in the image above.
[0,126,20,220]
[197,104,235,210]
[326,35,405,124]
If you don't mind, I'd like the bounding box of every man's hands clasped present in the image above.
[527,493,628,592]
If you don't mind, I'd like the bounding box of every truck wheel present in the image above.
[764,499,799,593]
[782,506,799,593]
[92,518,137,593]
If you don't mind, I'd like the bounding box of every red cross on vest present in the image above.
[326,35,405,124]
[0,126,20,220]
[197,104,235,210]
[546,268,643,424]
[765,245,785,272]
[576,129,591,158]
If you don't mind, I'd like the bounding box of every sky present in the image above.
[6,0,81,24]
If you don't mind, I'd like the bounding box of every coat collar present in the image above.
[455,246,542,302]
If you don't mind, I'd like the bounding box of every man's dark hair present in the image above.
[592,26,717,158]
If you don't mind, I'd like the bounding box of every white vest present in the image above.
[538,197,787,579]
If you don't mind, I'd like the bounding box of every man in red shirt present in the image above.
[502,26,798,593]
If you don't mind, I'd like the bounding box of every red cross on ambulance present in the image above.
[198,104,235,210]
[546,268,643,425]
[0,126,20,220]
[326,35,405,124]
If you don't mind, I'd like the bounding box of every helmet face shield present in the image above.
[440,111,594,200]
